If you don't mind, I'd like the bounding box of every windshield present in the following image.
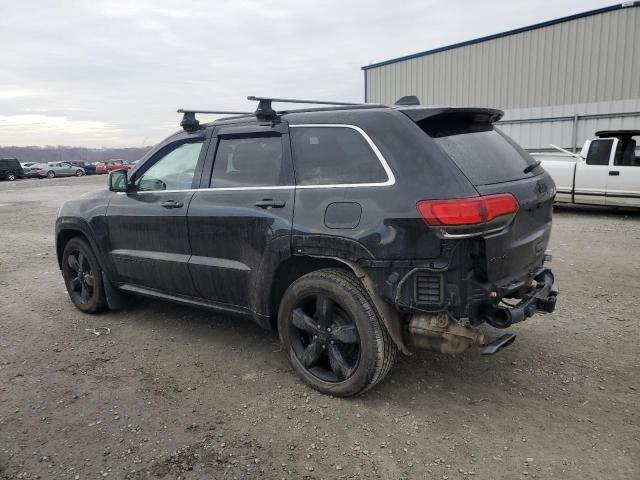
[419,118,538,185]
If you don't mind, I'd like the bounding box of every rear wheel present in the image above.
[62,237,107,313]
[47,170,55,178]
[75,169,84,176]
[278,268,396,396]
[6,172,16,181]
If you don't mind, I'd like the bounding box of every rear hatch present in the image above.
[405,108,555,285]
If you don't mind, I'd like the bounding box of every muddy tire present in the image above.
[278,268,396,396]
[62,237,107,313]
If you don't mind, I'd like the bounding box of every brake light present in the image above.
[417,194,518,237]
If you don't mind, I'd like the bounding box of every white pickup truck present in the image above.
[531,130,640,208]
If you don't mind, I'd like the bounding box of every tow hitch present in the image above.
[482,269,558,328]
[480,333,517,355]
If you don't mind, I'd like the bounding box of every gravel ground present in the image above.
[0,175,638,480]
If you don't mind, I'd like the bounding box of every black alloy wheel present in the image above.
[289,293,360,382]
[62,237,107,313]
[278,268,397,396]
[67,250,94,304]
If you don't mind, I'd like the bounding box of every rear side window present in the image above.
[210,136,285,188]
[419,118,535,185]
[290,126,388,186]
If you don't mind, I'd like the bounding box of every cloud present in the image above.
[0,0,615,147]
[0,87,42,100]
[0,114,115,133]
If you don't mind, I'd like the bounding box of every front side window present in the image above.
[290,126,388,186]
[586,139,613,166]
[136,141,203,191]
[210,136,285,188]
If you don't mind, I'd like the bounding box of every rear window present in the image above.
[419,118,536,185]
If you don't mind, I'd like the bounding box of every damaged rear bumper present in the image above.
[406,269,558,355]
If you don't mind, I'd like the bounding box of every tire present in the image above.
[6,171,16,181]
[75,169,84,176]
[278,268,397,396]
[47,170,55,178]
[61,237,107,313]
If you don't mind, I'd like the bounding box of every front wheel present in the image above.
[47,170,55,178]
[6,172,16,181]
[62,237,107,313]
[75,169,84,176]
[278,268,396,396]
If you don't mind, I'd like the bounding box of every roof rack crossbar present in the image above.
[247,96,364,121]
[247,96,362,106]
[177,108,252,115]
[177,108,253,132]
[177,96,368,131]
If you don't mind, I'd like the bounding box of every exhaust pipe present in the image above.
[484,304,533,328]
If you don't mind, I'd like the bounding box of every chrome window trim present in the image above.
[119,123,395,194]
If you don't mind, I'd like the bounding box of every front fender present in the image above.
[55,217,112,277]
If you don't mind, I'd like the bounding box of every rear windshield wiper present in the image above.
[523,160,541,174]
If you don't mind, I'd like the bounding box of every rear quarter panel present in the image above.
[285,109,479,261]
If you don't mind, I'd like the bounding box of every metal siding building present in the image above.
[362,3,640,151]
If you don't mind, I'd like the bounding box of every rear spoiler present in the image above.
[397,107,504,124]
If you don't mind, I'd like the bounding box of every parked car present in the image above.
[67,160,98,175]
[20,162,38,176]
[32,162,86,178]
[532,130,640,208]
[55,97,558,396]
[95,160,128,175]
[26,163,46,178]
[0,158,25,181]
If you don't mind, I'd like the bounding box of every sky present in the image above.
[0,0,617,147]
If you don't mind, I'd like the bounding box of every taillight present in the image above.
[417,194,518,238]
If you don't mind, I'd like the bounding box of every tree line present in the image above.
[0,145,152,164]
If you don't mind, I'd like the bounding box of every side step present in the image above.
[480,333,517,355]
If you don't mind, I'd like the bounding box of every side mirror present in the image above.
[108,169,130,192]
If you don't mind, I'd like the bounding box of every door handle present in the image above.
[161,200,183,208]
[255,199,286,209]
[609,171,620,176]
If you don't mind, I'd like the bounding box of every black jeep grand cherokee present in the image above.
[55,96,558,396]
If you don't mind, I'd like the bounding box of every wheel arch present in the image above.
[55,221,109,276]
